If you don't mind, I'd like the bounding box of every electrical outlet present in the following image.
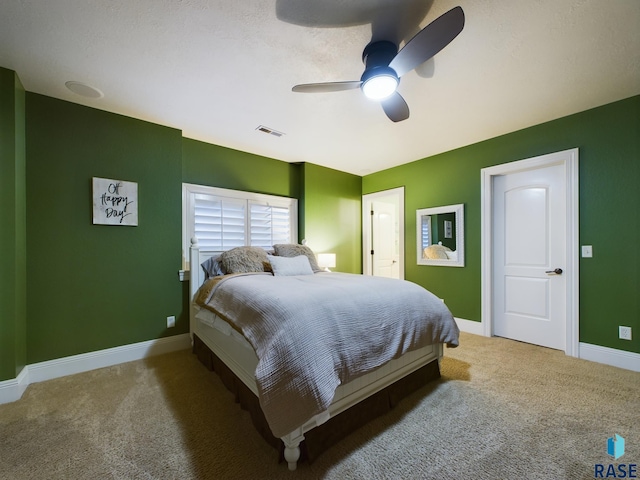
[167,315,176,328]
[619,326,632,341]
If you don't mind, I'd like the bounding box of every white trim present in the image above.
[362,187,405,278]
[579,343,640,372]
[0,366,29,404]
[454,317,485,336]
[481,148,580,357]
[0,334,191,405]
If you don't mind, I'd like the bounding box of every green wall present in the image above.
[300,163,362,274]
[182,138,300,199]
[0,68,27,381]
[363,95,640,354]
[430,212,456,251]
[26,94,185,363]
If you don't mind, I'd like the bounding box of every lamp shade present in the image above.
[316,253,336,269]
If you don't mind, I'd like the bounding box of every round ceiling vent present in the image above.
[65,81,104,99]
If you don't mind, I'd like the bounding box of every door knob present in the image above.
[545,268,563,275]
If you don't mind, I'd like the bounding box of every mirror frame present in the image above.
[416,203,465,267]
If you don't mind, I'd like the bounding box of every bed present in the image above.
[188,239,459,470]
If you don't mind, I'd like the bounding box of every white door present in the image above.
[372,200,399,278]
[492,163,567,350]
[362,188,404,279]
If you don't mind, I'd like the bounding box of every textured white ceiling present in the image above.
[1,0,638,175]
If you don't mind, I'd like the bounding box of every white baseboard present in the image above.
[0,333,191,405]
[454,317,485,335]
[579,342,640,372]
[0,367,30,405]
[453,318,639,372]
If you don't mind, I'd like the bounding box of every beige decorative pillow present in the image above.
[220,246,269,273]
[273,244,322,272]
[423,244,451,260]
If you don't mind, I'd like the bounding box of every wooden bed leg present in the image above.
[282,431,304,471]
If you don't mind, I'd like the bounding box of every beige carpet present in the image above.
[1,332,638,479]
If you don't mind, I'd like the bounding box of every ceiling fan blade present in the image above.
[381,92,410,122]
[292,81,362,93]
[389,6,465,78]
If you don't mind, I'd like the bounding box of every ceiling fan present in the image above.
[292,6,465,122]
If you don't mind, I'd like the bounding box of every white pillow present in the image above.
[267,255,314,276]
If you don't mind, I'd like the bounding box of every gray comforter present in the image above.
[196,272,459,438]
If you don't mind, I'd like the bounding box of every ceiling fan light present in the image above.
[362,74,398,100]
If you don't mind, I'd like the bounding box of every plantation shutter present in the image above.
[194,194,246,251]
[421,215,431,249]
[183,183,297,270]
[249,203,292,249]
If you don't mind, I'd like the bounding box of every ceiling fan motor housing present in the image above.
[362,40,398,70]
[361,41,399,79]
[360,41,400,97]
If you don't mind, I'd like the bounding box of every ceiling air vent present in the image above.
[256,125,285,137]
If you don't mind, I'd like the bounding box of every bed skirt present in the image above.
[192,333,441,465]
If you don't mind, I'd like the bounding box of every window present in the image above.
[193,194,246,251]
[182,184,297,269]
[249,203,292,249]
[420,214,432,250]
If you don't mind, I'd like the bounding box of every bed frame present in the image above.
[188,239,444,470]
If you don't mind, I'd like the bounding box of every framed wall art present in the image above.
[92,177,138,226]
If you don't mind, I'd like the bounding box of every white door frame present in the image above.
[480,148,580,357]
[362,187,405,278]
